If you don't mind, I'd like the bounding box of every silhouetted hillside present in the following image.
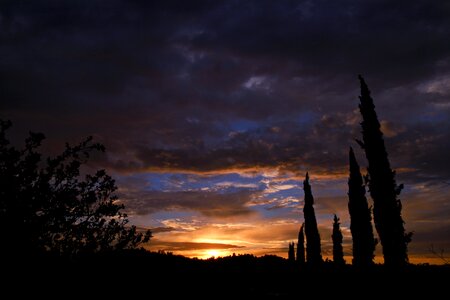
[4,250,449,298]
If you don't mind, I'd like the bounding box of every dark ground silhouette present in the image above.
[3,250,449,298]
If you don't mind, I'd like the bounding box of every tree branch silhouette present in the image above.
[0,119,151,257]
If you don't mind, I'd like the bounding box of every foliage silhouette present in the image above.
[288,241,295,262]
[302,172,323,265]
[356,76,411,266]
[429,245,450,265]
[348,147,376,267]
[296,223,305,265]
[0,120,151,257]
[332,214,345,265]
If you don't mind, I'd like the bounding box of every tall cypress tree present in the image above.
[357,76,411,266]
[288,242,295,262]
[348,147,376,267]
[296,223,305,265]
[332,214,345,265]
[303,172,322,265]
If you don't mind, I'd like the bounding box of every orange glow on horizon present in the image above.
[204,249,221,258]
[146,242,449,265]
[188,249,232,259]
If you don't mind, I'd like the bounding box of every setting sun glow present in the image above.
[205,249,222,258]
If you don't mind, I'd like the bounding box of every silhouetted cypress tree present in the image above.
[303,172,322,265]
[332,214,345,265]
[288,242,295,262]
[348,147,376,267]
[357,76,411,266]
[296,223,305,265]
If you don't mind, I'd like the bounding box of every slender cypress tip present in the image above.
[358,75,371,97]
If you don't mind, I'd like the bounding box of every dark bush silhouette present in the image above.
[356,76,411,266]
[296,223,305,265]
[288,242,295,262]
[303,172,322,265]
[348,147,376,266]
[0,120,151,257]
[332,214,345,265]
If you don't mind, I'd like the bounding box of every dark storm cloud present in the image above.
[185,0,450,86]
[111,115,356,175]
[389,122,450,182]
[120,188,256,218]
[1,0,450,181]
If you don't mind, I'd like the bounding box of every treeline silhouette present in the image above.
[288,76,411,267]
[9,249,449,297]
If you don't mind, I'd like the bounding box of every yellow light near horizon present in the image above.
[205,249,221,258]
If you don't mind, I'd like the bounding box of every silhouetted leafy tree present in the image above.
[296,223,305,265]
[0,120,151,257]
[356,76,411,266]
[332,214,345,265]
[288,242,295,262]
[303,172,322,265]
[348,147,376,267]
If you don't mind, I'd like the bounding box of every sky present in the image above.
[1,0,450,264]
